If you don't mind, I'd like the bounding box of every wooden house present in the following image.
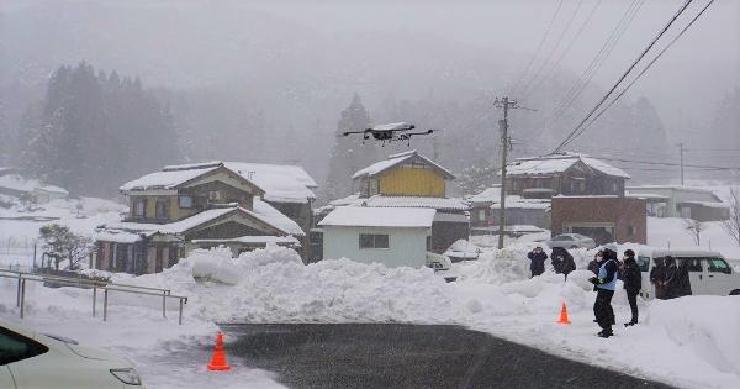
[506,153,629,198]
[318,151,469,255]
[94,162,304,274]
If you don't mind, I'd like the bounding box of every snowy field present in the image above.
[1,194,739,388]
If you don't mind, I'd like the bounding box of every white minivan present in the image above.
[635,248,740,299]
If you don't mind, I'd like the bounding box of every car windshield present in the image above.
[0,327,49,365]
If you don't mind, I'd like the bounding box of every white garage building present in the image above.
[318,206,435,268]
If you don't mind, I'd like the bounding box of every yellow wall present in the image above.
[379,167,445,197]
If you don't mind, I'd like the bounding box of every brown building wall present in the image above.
[551,197,646,244]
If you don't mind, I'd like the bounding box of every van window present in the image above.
[637,256,651,272]
[707,258,731,274]
[677,258,704,273]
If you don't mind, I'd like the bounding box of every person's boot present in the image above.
[598,327,613,338]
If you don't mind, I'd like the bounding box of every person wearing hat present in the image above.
[621,249,641,326]
[589,248,619,337]
[527,246,547,278]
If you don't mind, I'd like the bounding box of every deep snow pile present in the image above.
[2,244,739,389]
[153,246,738,389]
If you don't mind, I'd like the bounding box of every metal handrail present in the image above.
[0,269,187,325]
[0,269,173,295]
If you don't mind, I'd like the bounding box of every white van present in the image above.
[635,248,740,299]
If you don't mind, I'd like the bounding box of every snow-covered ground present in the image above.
[0,197,126,269]
[1,191,739,388]
[1,243,738,389]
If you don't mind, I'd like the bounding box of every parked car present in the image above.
[426,252,456,283]
[545,233,596,249]
[443,240,481,263]
[635,248,740,298]
[0,321,143,388]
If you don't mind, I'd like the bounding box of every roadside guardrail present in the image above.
[0,269,188,325]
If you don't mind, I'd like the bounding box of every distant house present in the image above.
[319,206,435,268]
[224,162,318,258]
[506,153,630,199]
[551,195,646,245]
[0,173,69,205]
[466,186,550,230]
[318,150,470,256]
[626,185,729,221]
[94,162,304,274]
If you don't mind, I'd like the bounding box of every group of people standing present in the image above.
[527,245,651,338]
[649,256,692,300]
[527,246,576,279]
[587,248,641,338]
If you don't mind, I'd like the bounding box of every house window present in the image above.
[359,233,390,249]
[369,179,378,196]
[155,199,168,219]
[134,199,146,218]
[478,209,486,222]
[627,225,635,237]
[612,182,619,193]
[179,195,193,208]
[208,190,222,201]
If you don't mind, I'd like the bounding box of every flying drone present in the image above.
[342,122,433,146]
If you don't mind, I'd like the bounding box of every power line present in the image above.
[545,0,645,125]
[519,0,586,98]
[569,0,716,140]
[509,0,565,95]
[521,0,604,100]
[552,0,696,153]
[590,154,740,171]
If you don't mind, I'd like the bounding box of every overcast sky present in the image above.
[252,0,740,133]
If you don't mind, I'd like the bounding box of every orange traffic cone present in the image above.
[556,302,571,325]
[207,331,231,371]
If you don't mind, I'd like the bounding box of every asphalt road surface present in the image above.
[220,324,674,389]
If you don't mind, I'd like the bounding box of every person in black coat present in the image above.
[527,246,547,278]
[666,259,693,298]
[650,258,667,299]
[620,249,642,326]
[663,256,681,300]
[551,247,576,281]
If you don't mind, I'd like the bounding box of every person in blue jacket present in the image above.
[589,248,619,338]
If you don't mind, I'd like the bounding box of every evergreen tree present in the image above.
[16,62,182,196]
[323,94,381,201]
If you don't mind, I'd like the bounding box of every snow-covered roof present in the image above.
[252,198,305,236]
[328,194,469,211]
[491,199,550,210]
[677,201,729,208]
[100,201,304,238]
[93,229,143,243]
[0,174,69,195]
[466,187,502,203]
[352,150,455,179]
[319,206,435,228]
[191,235,299,245]
[507,153,630,179]
[120,164,222,191]
[224,162,317,204]
[626,193,670,200]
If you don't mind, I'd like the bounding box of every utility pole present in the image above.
[677,142,685,186]
[494,97,519,249]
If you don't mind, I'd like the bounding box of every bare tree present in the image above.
[723,187,740,246]
[39,224,92,270]
[683,219,706,246]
